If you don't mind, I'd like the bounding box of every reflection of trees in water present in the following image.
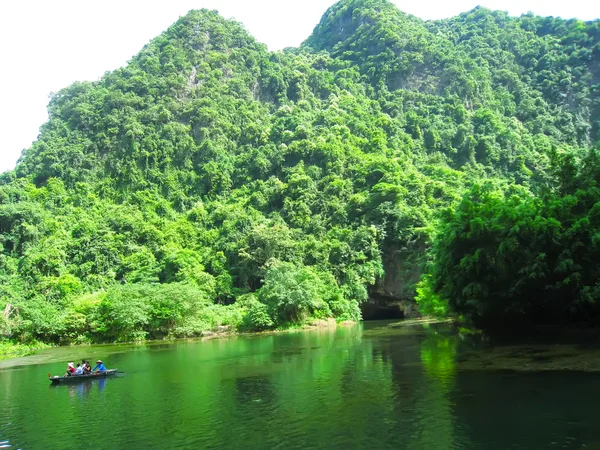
[234,375,277,405]
[369,325,459,450]
[272,325,394,448]
[415,328,458,450]
[420,327,459,387]
[453,370,600,449]
[226,375,279,447]
[2,325,466,449]
[222,327,367,448]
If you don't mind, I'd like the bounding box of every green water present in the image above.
[1,321,600,449]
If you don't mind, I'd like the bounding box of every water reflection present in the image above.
[50,376,110,398]
[416,328,458,450]
[420,326,458,385]
[364,323,460,450]
[3,322,600,449]
[234,375,276,405]
[77,381,93,397]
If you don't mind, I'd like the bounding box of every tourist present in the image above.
[75,363,84,375]
[92,360,107,372]
[82,360,92,374]
[65,362,75,376]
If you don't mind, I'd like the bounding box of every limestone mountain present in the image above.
[1,0,598,343]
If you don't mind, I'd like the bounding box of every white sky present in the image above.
[0,0,598,173]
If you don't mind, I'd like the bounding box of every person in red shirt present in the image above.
[65,362,76,376]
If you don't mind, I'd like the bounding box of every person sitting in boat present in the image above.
[92,360,107,373]
[82,360,92,374]
[75,363,84,375]
[65,362,76,376]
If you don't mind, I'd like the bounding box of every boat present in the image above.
[48,369,118,385]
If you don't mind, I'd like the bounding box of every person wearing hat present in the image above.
[92,360,107,373]
[65,362,76,376]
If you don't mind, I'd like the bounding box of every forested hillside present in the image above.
[1,0,599,345]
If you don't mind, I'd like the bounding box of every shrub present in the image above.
[258,262,333,325]
[244,300,275,331]
[95,285,152,341]
[90,282,237,340]
[328,298,361,322]
[415,275,448,317]
[17,297,66,342]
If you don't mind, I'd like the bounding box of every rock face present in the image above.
[373,246,423,300]
[364,244,424,320]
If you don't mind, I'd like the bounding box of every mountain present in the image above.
[1,0,599,345]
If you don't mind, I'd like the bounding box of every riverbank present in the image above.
[0,340,50,360]
[1,317,460,360]
[389,317,454,327]
[8,318,600,374]
[0,318,356,361]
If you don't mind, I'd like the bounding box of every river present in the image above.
[1,320,600,449]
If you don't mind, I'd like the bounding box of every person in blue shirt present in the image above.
[92,360,107,372]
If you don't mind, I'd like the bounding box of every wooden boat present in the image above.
[48,369,118,385]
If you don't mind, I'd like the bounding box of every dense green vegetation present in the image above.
[423,150,600,329]
[1,0,599,347]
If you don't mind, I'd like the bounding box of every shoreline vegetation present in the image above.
[1,270,364,353]
[0,0,599,350]
[0,340,50,360]
[1,317,466,361]
[1,316,462,361]
[0,317,361,360]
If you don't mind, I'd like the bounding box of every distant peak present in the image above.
[303,0,405,51]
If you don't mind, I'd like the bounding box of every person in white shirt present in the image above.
[75,363,84,375]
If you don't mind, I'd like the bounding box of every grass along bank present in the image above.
[0,340,51,360]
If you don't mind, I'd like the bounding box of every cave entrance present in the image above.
[361,294,405,321]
